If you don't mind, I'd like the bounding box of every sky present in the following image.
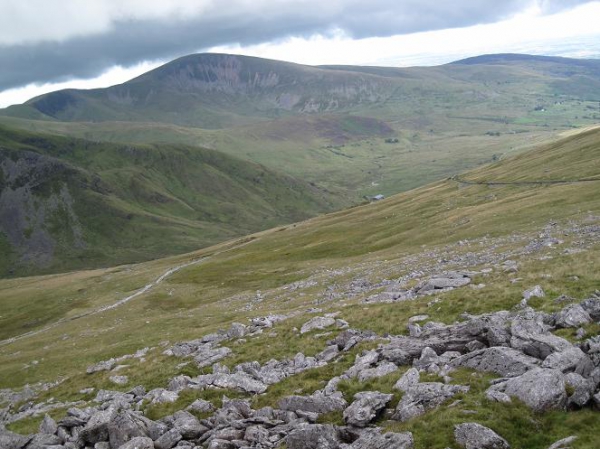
[1,0,600,108]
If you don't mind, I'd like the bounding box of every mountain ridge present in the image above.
[0,124,340,276]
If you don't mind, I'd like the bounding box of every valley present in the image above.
[2,53,600,275]
[1,123,600,448]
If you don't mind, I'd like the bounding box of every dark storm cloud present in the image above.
[0,0,594,92]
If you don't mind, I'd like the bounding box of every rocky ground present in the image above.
[2,217,600,449]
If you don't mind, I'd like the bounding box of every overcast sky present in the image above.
[1,0,600,108]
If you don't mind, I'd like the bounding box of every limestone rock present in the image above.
[172,410,208,440]
[145,388,179,404]
[523,286,545,301]
[39,414,58,435]
[0,429,32,449]
[301,316,336,334]
[109,375,129,386]
[116,436,154,449]
[454,422,510,449]
[286,424,341,449]
[194,346,232,369]
[489,368,567,412]
[80,408,117,445]
[20,433,61,449]
[547,436,577,449]
[343,391,393,428]
[107,410,161,449]
[346,428,414,449]
[154,428,182,449]
[450,347,539,377]
[394,368,420,392]
[86,359,116,374]
[541,347,591,374]
[555,305,591,329]
[392,383,469,422]
[187,399,215,414]
[580,297,600,321]
[357,362,398,382]
[279,392,347,415]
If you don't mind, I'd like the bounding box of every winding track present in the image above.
[452,175,600,187]
[0,258,206,347]
[0,235,260,348]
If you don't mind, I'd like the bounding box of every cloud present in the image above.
[0,0,595,92]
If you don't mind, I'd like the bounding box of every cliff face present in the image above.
[0,149,85,269]
[0,127,340,277]
[21,54,396,127]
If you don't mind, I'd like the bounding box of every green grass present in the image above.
[0,125,342,277]
[1,125,600,447]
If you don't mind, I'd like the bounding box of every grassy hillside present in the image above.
[0,125,340,276]
[2,124,600,448]
[1,123,599,378]
[2,53,600,201]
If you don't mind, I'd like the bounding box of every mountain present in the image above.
[0,125,339,276]
[1,126,600,448]
[2,53,600,202]
[2,53,397,128]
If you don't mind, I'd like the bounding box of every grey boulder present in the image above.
[450,347,539,377]
[555,304,592,329]
[454,422,510,449]
[488,368,567,412]
[39,414,58,435]
[286,424,341,449]
[394,368,420,392]
[116,436,154,449]
[345,428,414,449]
[392,383,469,422]
[300,316,336,334]
[279,392,348,414]
[154,428,182,449]
[343,392,393,428]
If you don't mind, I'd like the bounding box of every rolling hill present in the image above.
[0,125,340,276]
[1,122,600,448]
[2,53,600,202]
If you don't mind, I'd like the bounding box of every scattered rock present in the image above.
[346,428,414,449]
[343,392,393,428]
[523,285,545,301]
[450,347,540,377]
[279,392,348,415]
[300,316,337,334]
[286,424,341,449]
[454,422,510,449]
[547,435,577,449]
[555,304,592,329]
[187,399,215,414]
[392,383,469,422]
[488,368,567,412]
[39,414,58,435]
[394,368,420,392]
[116,436,154,449]
[109,375,129,386]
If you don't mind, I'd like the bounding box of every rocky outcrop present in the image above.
[4,277,600,449]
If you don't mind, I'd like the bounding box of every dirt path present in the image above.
[0,236,260,347]
[0,258,206,347]
[452,175,600,187]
